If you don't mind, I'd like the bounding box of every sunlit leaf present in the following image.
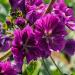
[65,0,73,7]
[44,0,51,4]
[22,61,41,75]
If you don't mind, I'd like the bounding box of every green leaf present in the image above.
[65,0,73,7]
[0,0,10,22]
[0,0,9,5]
[51,70,61,75]
[0,4,7,15]
[44,0,51,4]
[22,61,41,75]
[0,14,6,22]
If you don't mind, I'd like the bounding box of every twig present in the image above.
[50,55,63,75]
[0,49,12,61]
[43,0,56,15]
[42,59,51,75]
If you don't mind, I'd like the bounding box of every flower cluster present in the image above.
[0,22,11,51]
[52,0,75,30]
[3,0,75,73]
[0,61,17,75]
[0,35,12,51]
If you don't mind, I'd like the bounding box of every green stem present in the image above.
[50,56,63,75]
[43,0,56,15]
[42,59,51,75]
[0,49,12,61]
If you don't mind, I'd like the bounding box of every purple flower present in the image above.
[0,61,17,75]
[26,10,42,25]
[25,0,47,25]
[0,35,11,51]
[34,14,67,57]
[12,29,25,71]
[52,0,75,30]
[6,19,11,26]
[9,0,43,13]
[15,17,26,28]
[25,0,43,6]
[9,0,25,12]
[33,0,43,6]
[12,47,24,72]
[26,4,47,25]
[9,0,18,10]
[22,25,41,62]
[2,36,12,51]
[64,39,75,56]
[12,25,40,69]
[65,16,75,30]
[18,0,25,12]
